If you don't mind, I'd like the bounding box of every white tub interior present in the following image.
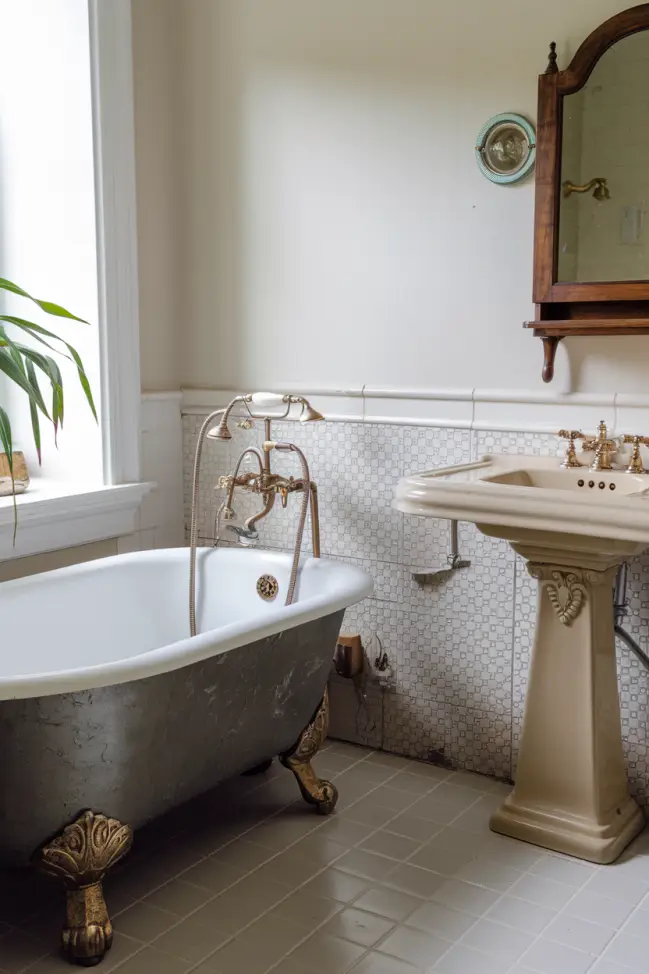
[0,547,372,696]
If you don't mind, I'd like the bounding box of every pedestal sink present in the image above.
[395,454,649,863]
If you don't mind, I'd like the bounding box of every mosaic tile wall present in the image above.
[182,415,649,805]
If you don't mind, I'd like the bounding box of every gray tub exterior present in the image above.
[0,610,343,865]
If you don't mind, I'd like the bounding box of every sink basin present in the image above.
[395,453,649,864]
[396,454,649,548]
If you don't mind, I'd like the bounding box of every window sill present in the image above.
[0,480,153,560]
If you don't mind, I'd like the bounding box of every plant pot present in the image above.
[0,452,29,495]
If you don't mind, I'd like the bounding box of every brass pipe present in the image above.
[224,448,265,515]
[309,482,321,558]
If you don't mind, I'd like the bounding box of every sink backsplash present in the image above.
[183,416,649,807]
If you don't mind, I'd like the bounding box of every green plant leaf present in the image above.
[0,347,48,408]
[25,361,43,465]
[0,330,51,420]
[0,406,17,543]
[0,317,97,421]
[0,278,88,322]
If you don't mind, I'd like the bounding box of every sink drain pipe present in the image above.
[614,562,649,672]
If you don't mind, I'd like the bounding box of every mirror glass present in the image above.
[557,31,649,283]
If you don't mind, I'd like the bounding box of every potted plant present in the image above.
[0,277,96,532]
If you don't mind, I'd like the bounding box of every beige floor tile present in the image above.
[383,864,445,899]
[406,762,452,781]
[179,858,247,894]
[209,914,308,974]
[461,917,535,962]
[0,929,49,972]
[382,773,439,797]
[454,857,525,892]
[141,879,214,917]
[187,962,222,974]
[363,752,413,771]
[485,894,557,935]
[211,839,276,871]
[325,741,371,759]
[334,850,397,883]
[320,906,395,947]
[387,813,440,843]
[252,850,322,887]
[111,946,193,973]
[220,871,292,905]
[272,890,344,927]
[114,902,180,942]
[449,771,505,793]
[283,931,366,973]
[405,900,477,940]
[247,816,320,851]
[368,786,419,813]
[353,950,423,973]
[6,748,646,974]
[335,763,400,786]
[340,802,397,829]
[429,879,501,916]
[190,879,290,934]
[360,831,422,862]
[315,818,369,848]
[378,925,450,968]
[301,867,370,903]
[288,835,348,866]
[151,915,230,963]
[274,956,325,974]
[316,753,362,774]
[353,886,422,923]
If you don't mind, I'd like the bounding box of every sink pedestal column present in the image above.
[490,544,644,864]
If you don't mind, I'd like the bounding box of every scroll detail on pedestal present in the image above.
[527,564,617,627]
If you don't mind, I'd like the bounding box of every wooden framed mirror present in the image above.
[526,3,649,381]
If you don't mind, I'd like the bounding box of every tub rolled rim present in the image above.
[0,548,373,700]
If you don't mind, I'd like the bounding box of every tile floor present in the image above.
[2,743,649,973]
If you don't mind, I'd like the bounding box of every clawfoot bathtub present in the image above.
[0,546,372,965]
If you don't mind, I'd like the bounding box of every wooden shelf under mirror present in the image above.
[528,3,649,382]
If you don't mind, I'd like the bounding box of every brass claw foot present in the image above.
[34,810,133,966]
[280,687,338,815]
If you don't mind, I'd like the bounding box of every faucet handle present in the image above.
[557,429,584,468]
[622,434,649,474]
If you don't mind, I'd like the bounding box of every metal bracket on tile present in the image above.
[411,520,471,585]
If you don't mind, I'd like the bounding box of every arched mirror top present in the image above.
[550,3,649,95]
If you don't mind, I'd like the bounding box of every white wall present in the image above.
[0,0,102,482]
[172,0,649,396]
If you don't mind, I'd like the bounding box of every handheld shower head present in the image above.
[227,523,260,545]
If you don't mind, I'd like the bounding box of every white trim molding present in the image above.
[89,0,142,485]
[181,386,649,437]
[0,482,151,560]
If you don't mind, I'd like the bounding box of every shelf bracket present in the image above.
[541,336,561,383]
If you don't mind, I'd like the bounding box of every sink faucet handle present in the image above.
[557,429,584,469]
[622,434,649,474]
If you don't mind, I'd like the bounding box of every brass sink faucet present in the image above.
[582,421,617,471]
[558,421,618,471]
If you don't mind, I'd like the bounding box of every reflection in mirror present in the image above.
[557,30,649,283]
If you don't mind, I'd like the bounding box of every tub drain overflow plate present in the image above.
[257,574,279,601]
